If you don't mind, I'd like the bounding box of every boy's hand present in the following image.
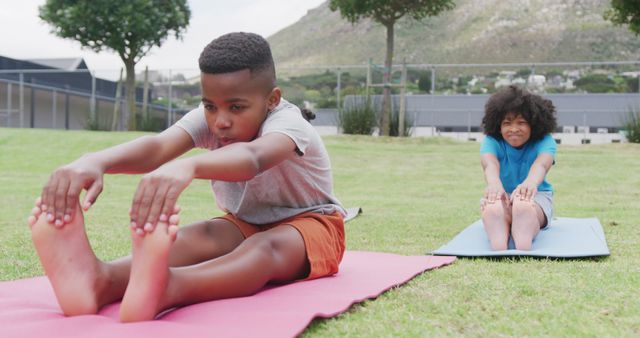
[130,159,194,234]
[513,181,537,202]
[41,158,104,227]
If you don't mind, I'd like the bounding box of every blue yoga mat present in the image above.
[432,217,610,258]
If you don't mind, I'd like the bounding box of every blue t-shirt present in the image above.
[480,134,557,193]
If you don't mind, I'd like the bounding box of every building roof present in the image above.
[25,58,87,71]
[0,54,119,98]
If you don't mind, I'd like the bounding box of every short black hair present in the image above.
[482,85,557,142]
[198,32,275,87]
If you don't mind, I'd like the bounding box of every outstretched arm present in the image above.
[481,153,506,204]
[41,126,194,227]
[513,153,554,201]
[130,132,297,234]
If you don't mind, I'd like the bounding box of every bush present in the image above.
[339,101,376,135]
[418,70,432,93]
[574,74,618,93]
[622,108,640,143]
[137,114,165,132]
[303,89,322,103]
[626,77,639,93]
[85,113,111,131]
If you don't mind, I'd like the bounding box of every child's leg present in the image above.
[510,197,545,250]
[28,199,128,315]
[120,224,308,322]
[119,218,179,321]
[29,198,246,316]
[481,197,512,250]
[162,218,247,267]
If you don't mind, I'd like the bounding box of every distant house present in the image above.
[494,77,511,88]
[527,74,546,91]
[0,54,157,130]
[494,71,516,88]
[27,57,86,70]
[0,55,120,98]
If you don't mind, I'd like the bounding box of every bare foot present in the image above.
[29,198,110,316]
[120,217,179,322]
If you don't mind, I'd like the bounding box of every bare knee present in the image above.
[170,219,244,266]
[242,227,307,281]
[201,219,245,251]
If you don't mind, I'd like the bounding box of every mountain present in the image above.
[268,0,640,67]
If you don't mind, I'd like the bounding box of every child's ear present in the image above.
[267,87,281,111]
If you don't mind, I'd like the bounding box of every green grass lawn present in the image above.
[1,128,639,336]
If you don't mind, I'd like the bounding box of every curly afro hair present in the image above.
[482,85,557,142]
[198,32,275,87]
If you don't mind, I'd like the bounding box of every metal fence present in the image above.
[0,69,188,130]
[338,93,640,133]
[2,61,640,131]
[279,60,640,108]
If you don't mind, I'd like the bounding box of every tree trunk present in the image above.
[142,65,149,123]
[380,21,395,136]
[111,68,123,131]
[124,59,137,131]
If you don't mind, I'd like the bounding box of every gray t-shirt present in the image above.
[175,98,345,224]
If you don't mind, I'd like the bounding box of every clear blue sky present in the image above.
[0,0,326,74]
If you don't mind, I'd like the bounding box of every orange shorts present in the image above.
[218,212,345,280]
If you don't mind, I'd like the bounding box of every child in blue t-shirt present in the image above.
[479,85,557,251]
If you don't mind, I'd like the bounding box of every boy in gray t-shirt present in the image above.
[28,32,346,322]
[176,98,344,225]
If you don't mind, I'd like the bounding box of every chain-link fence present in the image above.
[2,61,639,135]
[0,68,195,130]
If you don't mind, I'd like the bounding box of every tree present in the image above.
[39,0,190,131]
[574,74,618,93]
[417,70,432,93]
[329,0,454,136]
[605,0,640,35]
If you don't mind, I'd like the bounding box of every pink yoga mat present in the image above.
[0,251,455,338]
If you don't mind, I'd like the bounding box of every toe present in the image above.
[27,215,37,228]
[168,225,179,241]
[168,214,180,226]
